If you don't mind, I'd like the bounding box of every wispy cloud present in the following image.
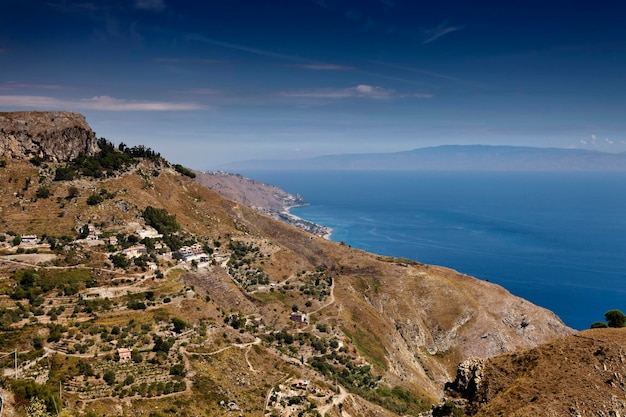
[135,0,165,12]
[187,35,353,71]
[0,95,204,111]
[422,20,464,44]
[177,88,220,96]
[280,84,432,100]
[294,64,354,71]
[153,57,227,64]
[367,60,481,87]
[187,35,312,64]
[0,81,66,91]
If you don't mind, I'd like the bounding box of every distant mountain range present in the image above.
[222,145,626,171]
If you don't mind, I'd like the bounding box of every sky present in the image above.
[1,0,626,169]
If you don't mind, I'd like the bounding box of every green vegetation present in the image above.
[54,138,136,180]
[10,268,95,302]
[591,309,626,329]
[227,240,270,290]
[8,379,60,415]
[35,186,51,199]
[142,206,182,250]
[173,164,196,178]
[605,310,626,328]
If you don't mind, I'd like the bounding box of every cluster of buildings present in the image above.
[178,243,209,263]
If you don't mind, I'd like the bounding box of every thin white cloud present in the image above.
[177,88,220,95]
[294,64,355,71]
[423,21,464,44]
[153,57,226,64]
[0,95,204,111]
[187,35,312,64]
[280,84,433,100]
[606,138,614,144]
[135,0,165,12]
[0,81,66,91]
[368,59,478,86]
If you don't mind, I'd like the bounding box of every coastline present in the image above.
[280,204,333,240]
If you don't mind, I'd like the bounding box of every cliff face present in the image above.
[0,111,99,162]
[443,328,626,416]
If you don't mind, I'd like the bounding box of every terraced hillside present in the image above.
[0,112,572,417]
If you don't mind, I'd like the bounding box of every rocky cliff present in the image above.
[442,328,626,416]
[0,111,99,162]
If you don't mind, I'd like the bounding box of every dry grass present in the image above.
[0,155,577,416]
[465,328,626,416]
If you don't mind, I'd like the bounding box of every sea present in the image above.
[239,170,626,331]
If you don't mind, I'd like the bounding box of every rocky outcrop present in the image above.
[0,111,99,162]
[439,329,626,416]
[445,357,486,400]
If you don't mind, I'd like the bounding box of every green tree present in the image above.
[103,370,116,385]
[171,317,187,333]
[591,321,609,329]
[605,310,626,328]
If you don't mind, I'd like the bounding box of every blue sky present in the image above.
[1,0,625,169]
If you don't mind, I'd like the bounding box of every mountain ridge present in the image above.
[222,144,626,171]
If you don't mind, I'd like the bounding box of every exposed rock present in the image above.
[0,111,99,162]
[441,329,626,416]
[445,357,486,399]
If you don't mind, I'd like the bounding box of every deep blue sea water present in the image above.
[241,170,626,330]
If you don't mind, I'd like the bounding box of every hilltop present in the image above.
[0,112,574,416]
[0,111,99,162]
[223,145,626,171]
[442,328,626,416]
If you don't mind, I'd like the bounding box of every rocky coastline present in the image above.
[193,170,332,238]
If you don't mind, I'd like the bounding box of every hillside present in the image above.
[193,170,330,237]
[222,145,626,171]
[0,112,573,416]
[443,328,626,416]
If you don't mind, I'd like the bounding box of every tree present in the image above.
[66,186,79,199]
[171,317,187,333]
[605,310,626,328]
[591,321,609,329]
[35,186,51,199]
[103,370,116,385]
[78,224,90,239]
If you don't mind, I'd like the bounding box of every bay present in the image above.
[241,170,626,330]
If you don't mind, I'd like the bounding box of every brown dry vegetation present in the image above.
[458,328,626,416]
[0,137,575,416]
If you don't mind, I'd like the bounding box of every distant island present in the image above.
[222,145,626,171]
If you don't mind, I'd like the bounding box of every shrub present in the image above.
[605,310,626,328]
[173,164,196,178]
[103,370,116,385]
[35,186,51,199]
[86,193,104,206]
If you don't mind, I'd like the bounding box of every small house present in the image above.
[117,348,131,362]
[290,312,307,324]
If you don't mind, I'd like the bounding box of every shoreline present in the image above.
[281,205,333,240]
